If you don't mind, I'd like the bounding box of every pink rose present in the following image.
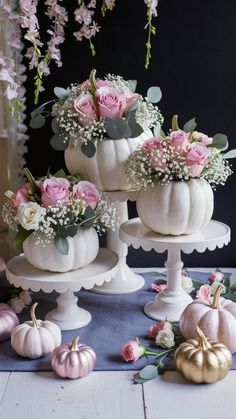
[10,183,30,209]
[148,320,172,338]
[151,283,167,292]
[74,93,97,126]
[191,132,213,146]
[121,340,145,362]
[186,143,209,176]
[142,137,163,152]
[170,130,189,150]
[96,86,126,119]
[196,284,211,299]
[142,137,164,169]
[41,177,70,208]
[80,78,111,92]
[208,271,224,283]
[72,181,101,209]
[123,88,138,112]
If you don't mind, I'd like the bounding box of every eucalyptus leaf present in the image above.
[183,117,197,133]
[82,206,95,229]
[31,104,45,118]
[29,114,46,129]
[153,123,161,137]
[128,112,143,138]
[66,225,78,238]
[147,86,162,104]
[105,118,132,139]
[58,225,77,238]
[133,373,149,384]
[54,87,69,100]
[230,273,236,287]
[139,365,158,380]
[128,79,137,93]
[223,293,236,302]
[54,235,69,255]
[13,228,34,248]
[212,133,229,150]
[50,134,67,151]
[160,129,166,137]
[81,142,96,158]
[223,149,236,159]
[51,118,59,134]
[53,168,66,178]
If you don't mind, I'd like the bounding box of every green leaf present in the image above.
[66,226,78,238]
[223,292,236,302]
[147,86,162,104]
[58,225,77,239]
[51,118,58,134]
[31,104,45,118]
[212,133,229,150]
[13,227,34,248]
[29,114,46,129]
[139,365,158,380]
[128,80,137,93]
[54,235,69,255]
[82,206,95,229]
[133,373,149,384]
[81,142,96,158]
[230,273,236,287]
[153,123,161,137]
[128,111,143,138]
[183,117,197,133]
[53,169,66,178]
[54,87,69,100]
[157,362,166,375]
[105,118,132,139]
[50,134,67,151]
[223,149,236,159]
[128,97,139,112]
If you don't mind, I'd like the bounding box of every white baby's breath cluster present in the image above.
[2,202,19,231]
[201,148,232,188]
[135,99,164,131]
[93,194,120,234]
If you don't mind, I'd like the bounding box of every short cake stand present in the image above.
[92,191,145,294]
[120,218,230,321]
[6,248,118,331]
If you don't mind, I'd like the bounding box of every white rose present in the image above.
[181,275,194,294]
[16,202,46,231]
[155,329,175,349]
[210,281,226,296]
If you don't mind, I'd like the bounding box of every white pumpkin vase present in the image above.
[65,131,152,191]
[23,227,99,272]
[137,179,214,235]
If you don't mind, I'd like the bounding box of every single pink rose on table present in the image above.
[72,181,101,209]
[121,340,145,362]
[74,93,97,126]
[151,283,167,292]
[41,177,70,208]
[169,130,190,150]
[186,143,209,177]
[96,86,126,119]
[196,284,211,299]
[208,271,224,283]
[148,320,172,339]
[10,183,31,209]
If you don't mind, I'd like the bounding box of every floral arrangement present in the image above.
[125,115,236,189]
[2,168,118,255]
[30,69,163,158]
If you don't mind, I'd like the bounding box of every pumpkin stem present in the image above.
[71,336,80,351]
[171,115,179,131]
[196,326,211,350]
[211,284,223,309]
[30,302,39,328]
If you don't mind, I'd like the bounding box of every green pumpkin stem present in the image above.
[30,302,39,328]
[196,326,211,350]
[171,115,179,131]
[211,284,223,309]
[71,336,80,351]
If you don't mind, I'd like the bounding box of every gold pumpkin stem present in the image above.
[196,326,211,350]
[71,336,80,351]
[30,302,39,328]
[211,284,223,309]
[171,114,179,131]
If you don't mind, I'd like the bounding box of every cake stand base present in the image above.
[144,292,193,321]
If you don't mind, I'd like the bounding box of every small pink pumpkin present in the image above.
[51,336,96,379]
[179,284,236,353]
[0,303,19,342]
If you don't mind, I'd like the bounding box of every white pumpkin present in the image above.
[64,130,152,191]
[11,303,61,359]
[136,179,214,235]
[23,227,99,272]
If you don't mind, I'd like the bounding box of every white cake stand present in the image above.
[92,191,145,294]
[120,218,230,321]
[6,248,118,331]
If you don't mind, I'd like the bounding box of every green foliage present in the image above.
[53,169,66,178]
[13,227,34,248]
[223,149,236,159]
[81,142,97,158]
[50,134,67,151]
[183,117,197,133]
[147,86,162,104]
[105,117,132,139]
[54,234,69,255]
[81,206,96,229]
[29,114,46,129]
[212,133,229,150]
[54,87,69,100]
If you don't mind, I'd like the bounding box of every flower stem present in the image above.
[144,347,175,358]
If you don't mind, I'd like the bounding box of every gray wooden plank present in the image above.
[0,372,10,405]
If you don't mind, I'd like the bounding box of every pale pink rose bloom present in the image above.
[9,296,25,314]
[196,132,213,146]
[170,130,190,150]
[196,284,211,299]
[96,86,126,119]
[186,143,209,177]
[121,340,145,362]
[72,181,101,209]
[10,183,30,209]
[123,88,139,112]
[41,177,70,208]
[19,290,32,305]
[148,320,172,338]
[151,283,167,292]
[208,271,224,283]
[74,93,97,126]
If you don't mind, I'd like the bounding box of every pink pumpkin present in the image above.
[179,285,236,354]
[0,303,19,342]
[51,336,96,379]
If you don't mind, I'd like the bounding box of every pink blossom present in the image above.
[186,143,209,177]
[72,181,101,209]
[142,137,162,152]
[19,290,32,305]
[74,4,94,25]
[191,131,213,146]
[74,93,97,126]
[96,86,126,119]
[121,340,145,362]
[8,296,25,314]
[123,88,139,112]
[41,177,70,208]
[196,284,211,299]
[170,130,189,150]
[19,0,37,16]
[148,321,172,338]
[208,271,224,283]
[10,183,30,209]
[151,283,167,292]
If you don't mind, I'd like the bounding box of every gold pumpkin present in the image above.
[174,326,232,383]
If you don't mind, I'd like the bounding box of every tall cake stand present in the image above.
[92,191,145,294]
[120,218,230,321]
[6,248,118,331]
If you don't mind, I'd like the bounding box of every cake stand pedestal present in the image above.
[6,249,118,331]
[92,191,145,294]
[120,219,230,321]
